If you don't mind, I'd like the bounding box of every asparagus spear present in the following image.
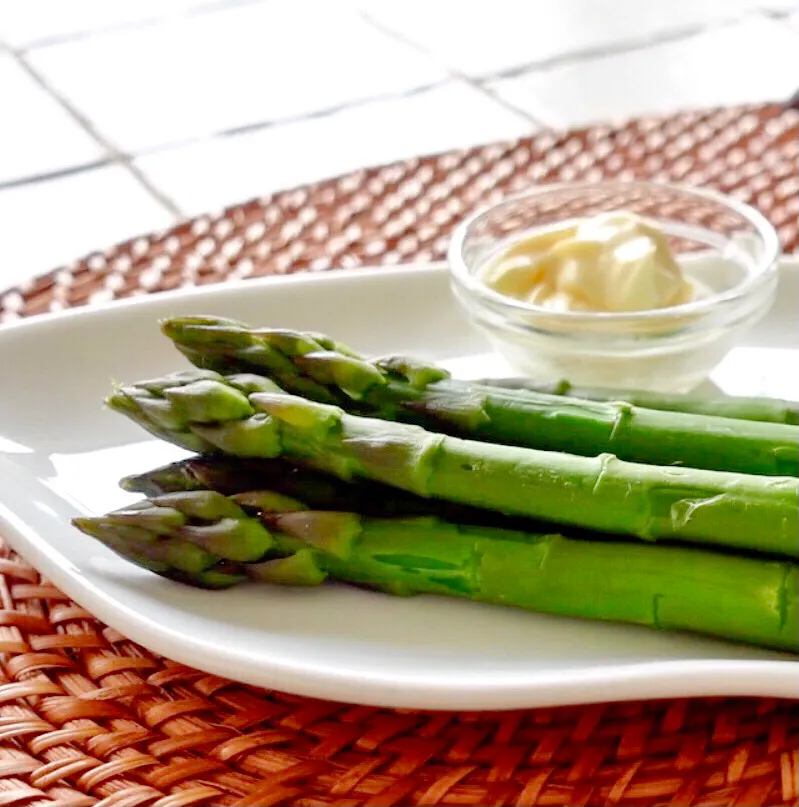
[483,378,799,426]
[120,455,542,528]
[72,491,799,653]
[159,317,799,477]
[106,370,799,559]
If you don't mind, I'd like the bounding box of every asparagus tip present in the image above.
[160,314,248,333]
[72,516,101,537]
[294,351,387,394]
[250,392,341,430]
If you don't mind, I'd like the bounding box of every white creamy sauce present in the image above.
[481,211,704,313]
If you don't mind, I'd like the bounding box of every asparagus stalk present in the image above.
[106,370,799,559]
[72,491,799,653]
[159,317,799,478]
[483,378,799,426]
[120,456,541,528]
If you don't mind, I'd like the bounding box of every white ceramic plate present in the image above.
[1,261,797,710]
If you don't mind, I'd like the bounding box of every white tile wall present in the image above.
[359,0,791,76]
[0,53,107,183]
[489,18,799,127]
[27,0,448,153]
[0,0,225,47]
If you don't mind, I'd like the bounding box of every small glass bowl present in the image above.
[447,181,780,392]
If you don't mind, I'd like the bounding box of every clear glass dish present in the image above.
[447,181,780,392]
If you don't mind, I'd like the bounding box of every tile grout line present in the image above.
[0,160,115,193]
[215,80,453,137]
[11,49,185,219]
[478,11,799,119]
[0,78,455,192]
[356,9,547,128]
[11,0,265,54]
[462,80,554,129]
[0,34,119,191]
[358,11,759,83]
[478,16,761,81]
[8,50,186,217]
[357,12,782,128]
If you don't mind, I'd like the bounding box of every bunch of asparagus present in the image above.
[72,316,799,653]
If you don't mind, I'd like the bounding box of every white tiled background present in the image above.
[2,0,798,290]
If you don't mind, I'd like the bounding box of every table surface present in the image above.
[1,0,799,292]
[0,5,798,805]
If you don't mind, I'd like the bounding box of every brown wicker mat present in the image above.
[0,104,796,807]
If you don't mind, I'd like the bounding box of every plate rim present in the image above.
[0,261,447,335]
[1,259,797,710]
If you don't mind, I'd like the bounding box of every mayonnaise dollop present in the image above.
[481,211,698,313]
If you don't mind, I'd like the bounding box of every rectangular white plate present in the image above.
[0,260,797,710]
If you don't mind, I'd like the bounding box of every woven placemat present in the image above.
[0,103,797,807]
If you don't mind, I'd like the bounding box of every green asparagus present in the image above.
[121,455,543,528]
[106,370,799,559]
[72,490,799,653]
[483,378,799,425]
[159,316,799,477]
